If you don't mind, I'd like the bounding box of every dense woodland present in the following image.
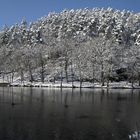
[0,8,140,86]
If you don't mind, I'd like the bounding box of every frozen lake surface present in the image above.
[0,87,140,140]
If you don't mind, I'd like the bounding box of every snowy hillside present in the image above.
[0,7,140,87]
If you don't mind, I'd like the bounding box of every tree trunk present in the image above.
[53,77,55,83]
[20,70,24,83]
[80,74,83,88]
[107,68,111,88]
[29,68,34,83]
[60,71,63,88]
[92,71,95,83]
[71,61,74,88]
[138,72,140,86]
[80,79,83,89]
[131,70,134,88]
[101,64,104,86]
[65,59,68,83]
[92,63,95,84]
[40,59,45,83]
[79,68,82,88]
[11,71,15,83]
[2,74,5,83]
[30,72,34,83]
[41,67,44,83]
[107,78,109,88]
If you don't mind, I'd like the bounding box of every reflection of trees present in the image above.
[11,87,14,106]
[38,89,45,113]
[60,88,63,104]
[79,89,83,104]
[35,89,45,140]
[52,89,56,103]
[29,87,33,104]
[1,87,140,140]
[92,90,94,104]
[2,87,5,101]
[70,88,74,103]
[20,88,24,103]
[40,89,44,103]
[64,92,68,108]
[100,89,105,103]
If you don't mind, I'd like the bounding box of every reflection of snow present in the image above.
[129,131,140,140]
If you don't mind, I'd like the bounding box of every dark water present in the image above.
[0,87,140,140]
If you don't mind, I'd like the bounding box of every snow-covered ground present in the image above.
[9,81,140,89]
[1,74,140,89]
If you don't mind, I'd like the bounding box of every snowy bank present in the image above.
[10,81,140,89]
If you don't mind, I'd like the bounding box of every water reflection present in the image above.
[0,87,140,140]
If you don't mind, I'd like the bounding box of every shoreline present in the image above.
[7,81,140,89]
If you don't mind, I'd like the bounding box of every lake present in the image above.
[0,87,140,140]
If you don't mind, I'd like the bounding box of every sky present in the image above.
[0,0,140,28]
